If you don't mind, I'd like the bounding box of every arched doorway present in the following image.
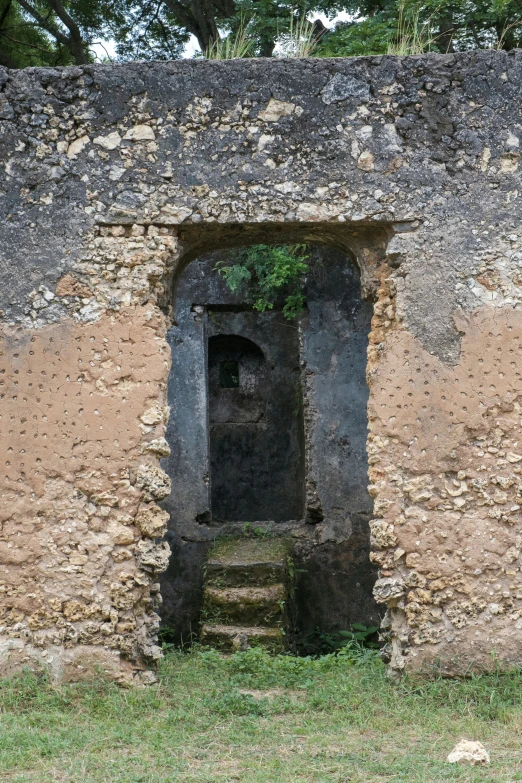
[159,243,380,647]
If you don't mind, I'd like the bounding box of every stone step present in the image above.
[206,537,292,587]
[203,584,286,626]
[205,560,286,587]
[200,537,294,652]
[200,623,284,652]
[210,537,292,562]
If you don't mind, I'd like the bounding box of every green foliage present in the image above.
[0,0,139,68]
[315,16,393,56]
[0,0,76,67]
[212,644,377,689]
[205,13,255,59]
[111,1,189,61]
[301,622,381,656]
[4,0,522,69]
[277,12,320,57]
[387,1,439,54]
[215,244,309,320]
[241,521,275,538]
[317,0,522,56]
[222,0,339,57]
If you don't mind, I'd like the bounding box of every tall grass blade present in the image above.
[387,1,440,56]
[278,13,318,58]
[205,15,255,60]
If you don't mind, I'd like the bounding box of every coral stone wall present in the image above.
[1,51,522,678]
[0,307,171,682]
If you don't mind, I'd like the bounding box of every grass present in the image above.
[387,1,439,55]
[1,646,522,782]
[205,15,255,60]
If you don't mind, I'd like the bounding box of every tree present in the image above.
[315,0,522,57]
[110,1,189,61]
[2,0,521,69]
[1,0,339,67]
[0,0,74,67]
[113,0,338,59]
[0,0,133,67]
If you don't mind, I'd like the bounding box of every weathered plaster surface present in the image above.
[0,307,171,681]
[1,51,522,677]
[370,307,522,673]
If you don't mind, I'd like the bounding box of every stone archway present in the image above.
[158,237,387,649]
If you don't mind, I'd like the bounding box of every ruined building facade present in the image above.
[1,51,522,680]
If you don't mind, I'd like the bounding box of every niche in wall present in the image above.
[208,328,304,522]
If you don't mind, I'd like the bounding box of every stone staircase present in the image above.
[200,537,293,652]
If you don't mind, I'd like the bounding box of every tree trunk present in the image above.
[162,0,221,54]
[259,37,275,57]
[67,29,89,64]
[0,43,16,68]
[192,0,221,52]
[46,0,89,64]
[437,16,455,53]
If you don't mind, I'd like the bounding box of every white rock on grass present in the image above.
[447,740,490,766]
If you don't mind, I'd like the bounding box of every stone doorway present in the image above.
[159,243,380,647]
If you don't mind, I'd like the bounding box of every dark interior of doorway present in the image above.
[208,326,305,523]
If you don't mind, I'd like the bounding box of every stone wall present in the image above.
[1,51,522,678]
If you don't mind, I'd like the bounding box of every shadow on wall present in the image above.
[159,243,381,647]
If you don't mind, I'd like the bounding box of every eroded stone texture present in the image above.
[1,52,522,678]
[0,307,170,679]
[369,307,522,674]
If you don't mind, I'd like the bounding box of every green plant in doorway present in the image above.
[215,244,309,319]
[301,623,380,656]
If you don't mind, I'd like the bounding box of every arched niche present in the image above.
[208,332,304,522]
[208,334,267,425]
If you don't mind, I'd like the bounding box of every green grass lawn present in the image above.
[1,647,521,782]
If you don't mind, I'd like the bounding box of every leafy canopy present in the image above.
[316,0,522,57]
[2,0,522,71]
[215,244,310,320]
[0,0,131,67]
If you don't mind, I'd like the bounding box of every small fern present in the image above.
[215,244,309,320]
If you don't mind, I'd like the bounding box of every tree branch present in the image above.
[467,19,482,49]
[45,0,89,63]
[15,0,70,46]
[162,0,221,51]
[1,29,56,53]
[14,0,88,63]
